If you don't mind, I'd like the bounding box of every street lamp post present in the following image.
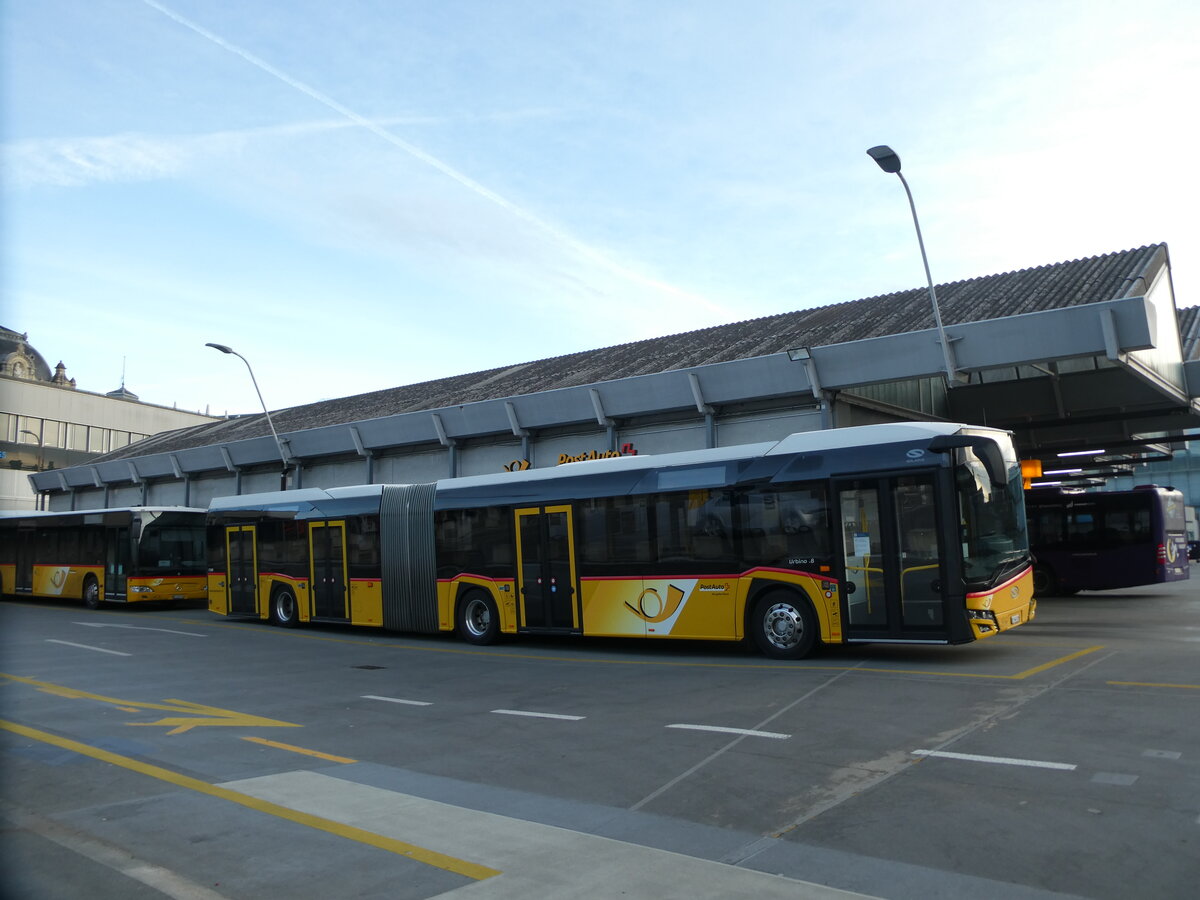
[866,145,960,385]
[19,429,45,509]
[18,429,44,471]
[205,342,290,489]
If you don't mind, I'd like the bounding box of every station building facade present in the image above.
[2,327,217,510]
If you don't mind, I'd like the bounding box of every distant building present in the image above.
[0,327,218,510]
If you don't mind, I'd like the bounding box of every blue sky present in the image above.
[4,0,1198,416]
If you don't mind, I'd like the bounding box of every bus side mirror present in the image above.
[928,435,1008,488]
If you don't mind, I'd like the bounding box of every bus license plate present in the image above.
[173,594,186,600]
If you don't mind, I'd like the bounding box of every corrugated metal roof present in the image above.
[1179,305,1199,361]
[98,244,1172,460]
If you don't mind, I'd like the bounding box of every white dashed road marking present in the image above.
[46,640,131,657]
[668,724,790,740]
[912,749,1077,770]
[362,695,433,706]
[491,709,585,721]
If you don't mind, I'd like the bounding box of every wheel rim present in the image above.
[85,582,98,604]
[762,601,804,651]
[276,593,295,622]
[463,598,490,638]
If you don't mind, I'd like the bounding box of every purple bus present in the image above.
[1025,485,1190,595]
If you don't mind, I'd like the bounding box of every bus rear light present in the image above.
[1156,544,1167,563]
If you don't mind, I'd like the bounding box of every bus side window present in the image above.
[738,485,830,570]
[347,517,380,576]
[60,530,79,564]
[36,529,56,564]
[435,508,513,578]
[1067,511,1097,547]
[579,497,651,568]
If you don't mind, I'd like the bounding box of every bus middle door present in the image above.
[225,525,259,616]
[15,527,35,592]
[514,506,579,633]
[310,521,349,621]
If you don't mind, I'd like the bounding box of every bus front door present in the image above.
[226,526,258,616]
[106,526,130,600]
[310,521,349,620]
[838,474,948,642]
[514,506,579,633]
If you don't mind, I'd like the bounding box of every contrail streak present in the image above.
[142,0,726,313]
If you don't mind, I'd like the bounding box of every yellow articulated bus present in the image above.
[206,422,1036,659]
[0,507,208,608]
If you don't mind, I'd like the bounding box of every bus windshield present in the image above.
[137,511,208,574]
[956,448,1030,589]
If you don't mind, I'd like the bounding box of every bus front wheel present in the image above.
[270,587,300,628]
[83,576,101,610]
[457,591,500,645]
[750,591,817,659]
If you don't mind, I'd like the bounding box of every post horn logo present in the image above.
[625,585,686,623]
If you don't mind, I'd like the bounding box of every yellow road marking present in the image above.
[242,735,357,763]
[1108,680,1200,690]
[0,719,500,881]
[0,673,299,734]
[1008,645,1107,679]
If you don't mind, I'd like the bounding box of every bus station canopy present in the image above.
[31,242,1200,499]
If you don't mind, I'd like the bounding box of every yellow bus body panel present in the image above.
[966,567,1036,640]
[350,578,384,627]
[207,572,228,614]
[125,575,207,603]
[30,565,92,599]
[22,565,103,601]
[579,568,841,643]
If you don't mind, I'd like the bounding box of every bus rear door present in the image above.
[514,506,579,633]
[837,474,949,643]
[310,521,349,621]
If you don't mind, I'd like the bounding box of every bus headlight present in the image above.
[966,608,999,626]
[130,586,154,593]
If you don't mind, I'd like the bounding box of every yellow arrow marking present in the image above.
[1,673,299,735]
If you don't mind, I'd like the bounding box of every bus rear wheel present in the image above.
[457,591,500,645]
[83,576,101,610]
[270,587,300,627]
[750,591,817,659]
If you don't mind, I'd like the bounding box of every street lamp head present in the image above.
[867,145,902,174]
[206,340,290,481]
